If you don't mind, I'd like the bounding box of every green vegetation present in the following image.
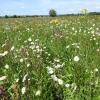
[5,15,9,18]
[49,9,57,17]
[0,16,100,100]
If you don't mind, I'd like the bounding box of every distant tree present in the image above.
[5,15,9,18]
[89,12,100,15]
[49,9,57,17]
[13,15,17,18]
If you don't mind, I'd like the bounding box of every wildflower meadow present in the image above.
[0,16,100,100]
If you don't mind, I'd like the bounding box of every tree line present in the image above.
[0,9,100,18]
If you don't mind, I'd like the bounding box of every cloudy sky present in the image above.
[0,0,100,15]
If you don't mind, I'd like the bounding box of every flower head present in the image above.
[57,79,63,85]
[47,67,54,74]
[35,90,41,96]
[73,56,80,62]
[0,76,7,81]
[21,87,26,95]
[4,64,9,69]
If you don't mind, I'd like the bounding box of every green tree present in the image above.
[5,15,9,18]
[49,9,57,17]
[13,15,17,18]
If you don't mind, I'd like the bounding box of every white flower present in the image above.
[3,51,8,56]
[28,78,30,81]
[30,45,35,49]
[2,43,6,47]
[54,64,63,69]
[51,75,58,81]
[54,64,61,69]
[21,87,26,95]
[43,47,46,49]
[76,45,80,49]
[11,46,15,51]
[93,38,96,40]
[96,49,99,52]
[94,68,98,72]
[71,83,76,88]
[0,76,7,81]
[72,27,75,30]
[73,56,80,62]
[26,28,30,31]
[91,31,94,34]
[4,64,9,69]
[37,55,40,58]
[0,51,8,57]
[65,83,70,88]
[35,39,39,42]
[27,63,30,67]
[35,90,41,96]
[47,67,54,74]
[48,53,51,56]
[22,74,28,82]
[28,37,32,42]
[20,58,24,63]
[66,45,70,49]
[93,24,95,26]
[24,40,27,43]
[36,46,39,49]
[54,58,60,62]
[14,55,17,58]
[57,79,63,85]
[71,83,77,92]
[30,42,34,45]
[96,42,98,45]
[16,78,19,83]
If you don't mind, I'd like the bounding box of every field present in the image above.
[0,15,100,100]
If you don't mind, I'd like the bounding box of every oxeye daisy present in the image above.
[73,56,80,62]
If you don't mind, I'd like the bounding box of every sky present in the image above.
[0,0,100,16]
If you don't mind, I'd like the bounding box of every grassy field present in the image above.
[0,15,100,100]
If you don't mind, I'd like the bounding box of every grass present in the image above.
[0,15,100,100]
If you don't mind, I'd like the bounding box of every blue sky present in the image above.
[0,0,100,15]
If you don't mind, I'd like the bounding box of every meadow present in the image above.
[0,15,100,100]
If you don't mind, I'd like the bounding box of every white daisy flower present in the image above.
[28,37,32,42]
[11,46,15,51]
[47,67,54,74]
[35,90,41,96]
[27,63,30,67]
[16,78,19,83]
[21,87,26,95]
[0,76,7,81]
[73,56,80,62]
[0,51,8,57]
[65,83,70,88]
[4,64,9,69]
[51,75,58,81]
[57,79,63,85]
[20,58,24,63]
[22,74,28,82]
[94,68,98,72]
